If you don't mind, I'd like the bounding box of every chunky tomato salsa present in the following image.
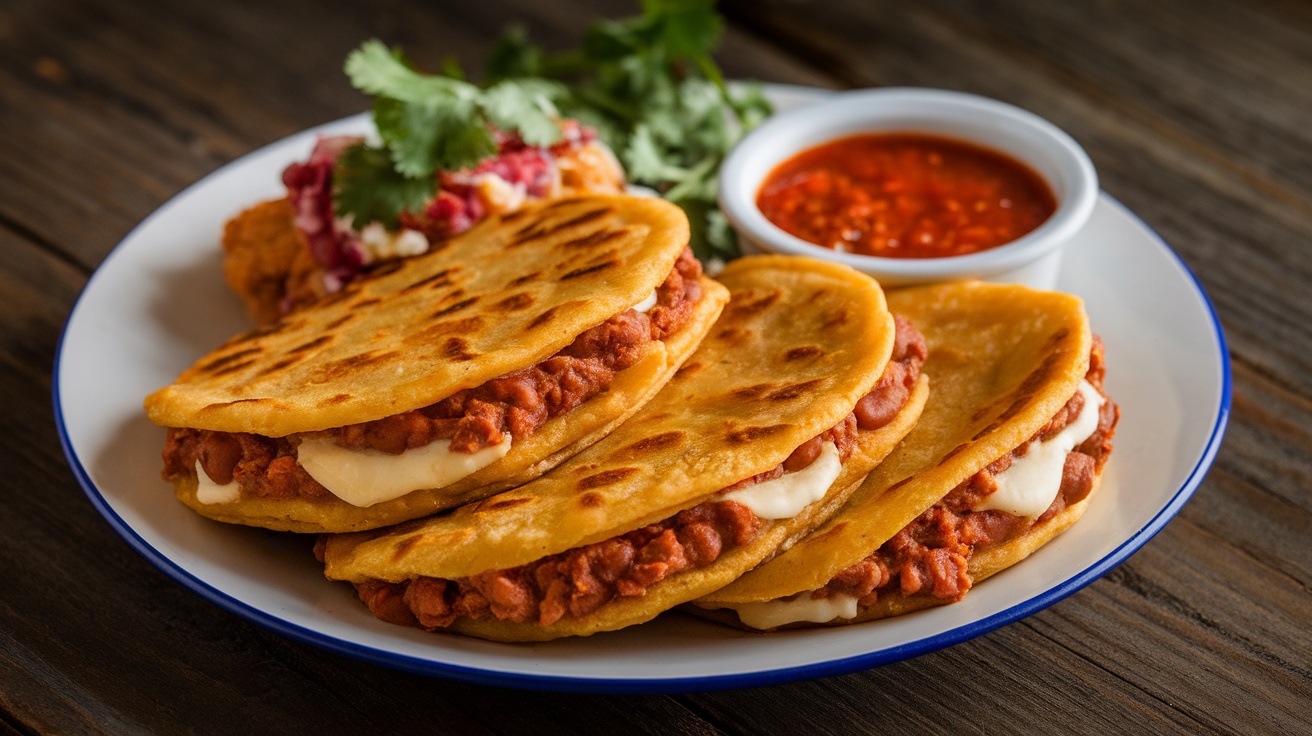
[757,133,1056,258]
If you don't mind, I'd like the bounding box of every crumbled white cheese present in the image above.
[358,222,429,261]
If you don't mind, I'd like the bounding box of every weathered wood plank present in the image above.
[3,0,1311,733]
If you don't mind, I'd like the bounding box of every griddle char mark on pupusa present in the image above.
[404,317,486,348]
[725,425,791,445]
[561,259,621,281]
[494,293,535,312]
[618,432,685,459]
[196,348,263,376]
[510,207,613,248]
[401,268,458,294]
[432,297,479,319]
[560,228,629,250]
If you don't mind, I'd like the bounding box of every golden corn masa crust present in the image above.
[145,194,691,437]
[447,377,928,642]
[323,254,898,584]
[172,275,728,533]
[697,280,1093,610]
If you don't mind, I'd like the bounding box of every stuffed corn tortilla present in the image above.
[695,280,1119,630]
[146,195,726,533]
[318,254,930,641]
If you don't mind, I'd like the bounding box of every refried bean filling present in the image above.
[336,316,928,631]
[162,248,704,502]
[802,336,1119,610]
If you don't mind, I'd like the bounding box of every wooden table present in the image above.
[5,0,1309,732]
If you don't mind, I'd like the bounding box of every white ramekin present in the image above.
[719,88,1098,289]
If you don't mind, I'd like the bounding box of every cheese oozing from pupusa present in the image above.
[631,290,658,313]
[726,592,860,630]
[294,437,511,508]
[194,460,240,505]
[973,379,1104,520]
[723,442,843,520]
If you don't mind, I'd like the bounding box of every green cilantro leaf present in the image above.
[483,0,773,261]
[334,40,566,228]
[344,40,474,104]
[375,96,498,176]
[333,144,434,230]
[482,78,567,147]
[623,124,685,183]
[730,81,773,130]
[332,0,772,262]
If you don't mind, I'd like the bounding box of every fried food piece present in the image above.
[220,198,325,325]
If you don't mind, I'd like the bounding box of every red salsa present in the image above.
[757,133,1057,258]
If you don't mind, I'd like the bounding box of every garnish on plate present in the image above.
[222,1,767,325]
[333,40,570,230]
[482,0,773,261]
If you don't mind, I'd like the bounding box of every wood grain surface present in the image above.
[3,0,1309,733]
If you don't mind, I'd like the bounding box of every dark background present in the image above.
[2,0,1309,733]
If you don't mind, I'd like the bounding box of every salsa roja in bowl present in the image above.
[719,88,1098,288]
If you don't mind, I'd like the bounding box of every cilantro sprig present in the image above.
[334,1,772,260]
[488,0,773,260]
[334,41,566,229]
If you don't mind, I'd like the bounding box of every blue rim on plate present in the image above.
[52,88,1230,693]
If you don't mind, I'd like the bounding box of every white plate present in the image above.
[55,86,1229,692]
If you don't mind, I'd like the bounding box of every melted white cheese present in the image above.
[724,592,860,630]
[974,379,1105,520]
[632,290,658,313]
[297,436,511,508]
[723,442,842,520]
[194,460,239,505]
